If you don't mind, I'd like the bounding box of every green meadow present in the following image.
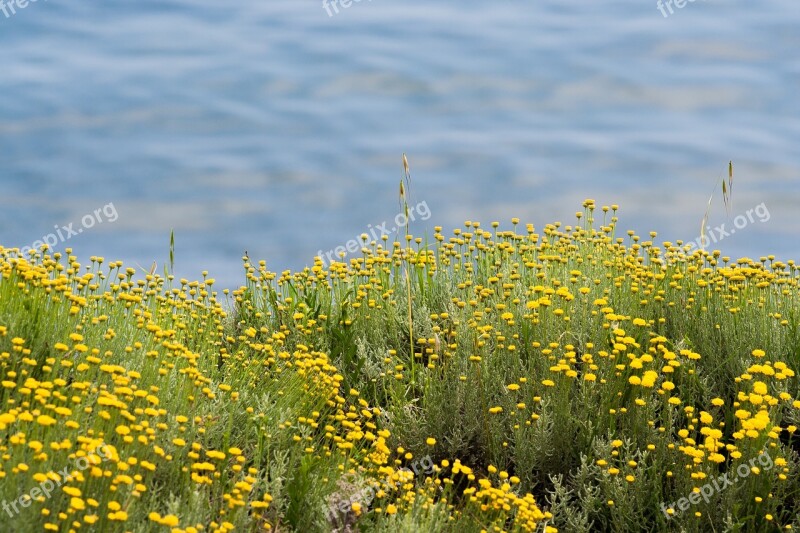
[1,198,799,532]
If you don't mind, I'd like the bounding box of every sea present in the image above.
[1,0,798,289]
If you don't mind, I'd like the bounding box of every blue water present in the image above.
[1,0,799,289]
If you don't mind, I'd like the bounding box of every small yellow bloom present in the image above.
[36,415,56,427]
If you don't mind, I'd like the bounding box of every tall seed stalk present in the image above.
[401,153,414,381]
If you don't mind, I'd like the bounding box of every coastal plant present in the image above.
[2,198,800,532]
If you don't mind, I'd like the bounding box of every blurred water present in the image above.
[1,0,798,289]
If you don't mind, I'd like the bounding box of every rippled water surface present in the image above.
[1,0,799,288]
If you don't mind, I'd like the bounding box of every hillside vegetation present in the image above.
[1,200,799,532]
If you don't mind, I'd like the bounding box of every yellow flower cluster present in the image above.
[3,199,800,531]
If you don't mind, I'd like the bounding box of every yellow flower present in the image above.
[36,415,56,427]
[161,515,180,526]
[426,438,436,446]
[70,497,86,510]
[63,487,82,498]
